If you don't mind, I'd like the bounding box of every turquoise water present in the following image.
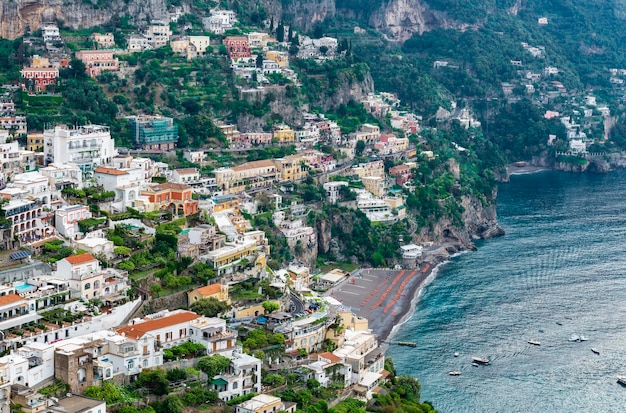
[388,170,626,412]
[14,283,34,292]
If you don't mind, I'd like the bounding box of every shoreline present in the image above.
[326,247,464,344]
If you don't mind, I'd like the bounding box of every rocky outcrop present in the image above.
[317,72,375,111]
[237,85,303,132]
[316,218,332,255]
[368,0,481,42]
[413,194,504,251]
[0,0,167,39]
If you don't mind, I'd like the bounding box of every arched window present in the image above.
[84,283,91,290]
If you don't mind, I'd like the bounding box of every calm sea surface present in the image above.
[388,170,626,412]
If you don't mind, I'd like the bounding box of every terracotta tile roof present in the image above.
[94,166,128,176]
[0,293,25,307]
[116,311,200,339]
[64,253,97,265]
[196,284,222,296]
[145,182,191,192]
[231,159,275,172]
[319,352,342,364]
[175,168,198,175]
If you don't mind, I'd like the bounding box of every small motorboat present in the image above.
[556,322,563,326]
[472,357,490,364]
[449,371,461,376]
[617,377,626,386]
[454,352,459,357]
[472,363,479,367]
[528,340,541,346]
[580,335,589,341]
[568,335,581,342]
[591,348,600,355]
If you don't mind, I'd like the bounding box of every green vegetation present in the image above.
[162,342,207,361]
[189,297,230,317]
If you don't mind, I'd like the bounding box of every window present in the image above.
[84,283,91,290]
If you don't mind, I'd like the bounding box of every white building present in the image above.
[236,395,296,413]
[146,23,172,49]
[41,25,61,43]
[93,166,148,212]
[43,125,117,178]
[172,168,200,185]
[209,351,261,402]
[323,181,349,204]
[203,10,237,34]
[127,34,151,51]
[9,171,52,207]
[56,253,129,301]
[38,163,83,194]
[54,205,92,239]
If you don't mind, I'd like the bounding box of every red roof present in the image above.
[64,253,97,265]
[196,284,222,296]
[94,166,128,175]
[0,293,25,307]
[319,352,342,364]
[116,311,200,339]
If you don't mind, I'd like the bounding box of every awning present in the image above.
[210,378,228,386]
[10,250,30,260]
[105,295,126,303]
[359,372,382,388]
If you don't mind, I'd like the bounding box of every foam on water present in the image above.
[388,171,626,412]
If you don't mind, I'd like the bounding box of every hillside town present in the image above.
[0,7,443,413]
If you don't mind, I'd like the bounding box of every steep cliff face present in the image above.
[268,0,336,32]
[319,72,375,111]
[367,0,480,42]
[414,194,504,250]
[0,0,167,40]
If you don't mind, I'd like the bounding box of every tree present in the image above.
[256,53,264,69]
[135,369,170,396]
[262,301,280,314]
[197,354,231,378]
[277,22,285,42]
[114,246,132,257]
[62,58,87,79]
[288,25,294,42]
[355,140,366,156]
[190,297,230,317]
[150,284,162,297]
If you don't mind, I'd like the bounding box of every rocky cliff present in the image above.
[414,194,504,251]
[367,0,480,42]
[0,0,472,43]
[0,0,167,40]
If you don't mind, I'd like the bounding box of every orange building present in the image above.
[141,182,198,216]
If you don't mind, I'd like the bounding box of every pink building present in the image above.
[389,164,413,185]
[223,36,251,59]
[75,50,119,78]
[20,67,59,92]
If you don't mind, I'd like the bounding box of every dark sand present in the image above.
[324,263,436,342]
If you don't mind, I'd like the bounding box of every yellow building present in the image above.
[27,132,44,152]
[232,299,281,318]
[202,238,258,274]
[351,160,385,179]
[246,32,271,48]
[362,176,386,197]
[273,125,295,143]
[214,160,277,194]
[212,194,240,213]
[265,50,289,68]
[274,155,307,182]
[188,283,231,306]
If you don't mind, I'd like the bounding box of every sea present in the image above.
[388,170,626,412]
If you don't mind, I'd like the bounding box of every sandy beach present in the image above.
[324,247,454,342]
